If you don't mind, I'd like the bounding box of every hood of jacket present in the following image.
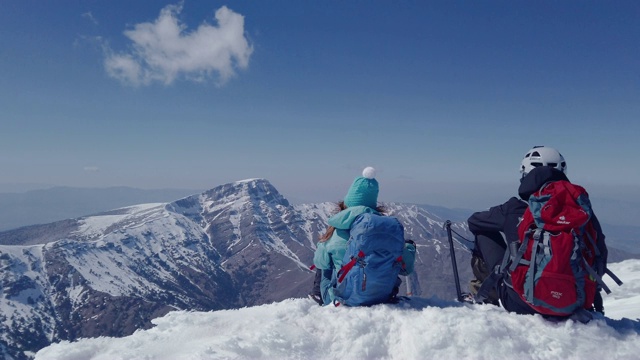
[518,166,569,201]
[327,205,379,230]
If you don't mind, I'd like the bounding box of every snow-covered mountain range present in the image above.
[0,179,475,360]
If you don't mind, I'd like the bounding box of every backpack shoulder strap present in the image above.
[473,227,539,303]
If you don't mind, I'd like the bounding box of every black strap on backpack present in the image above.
[474,229,536,304]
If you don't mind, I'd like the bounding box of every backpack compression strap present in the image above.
[337,250,365,283]
[474,229,536,304]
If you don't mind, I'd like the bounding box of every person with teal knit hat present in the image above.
[309,167,416,306]
[343,166,379,208]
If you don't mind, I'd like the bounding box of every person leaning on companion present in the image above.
[309,167,415,306]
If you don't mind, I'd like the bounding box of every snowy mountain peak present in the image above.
[203,178,289,207]
[166,178,290,225]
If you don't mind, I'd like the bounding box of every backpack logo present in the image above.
[557,215,570,225]
[551,291,563,300]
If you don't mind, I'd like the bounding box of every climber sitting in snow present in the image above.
[311,167,416,306]
[467,146,618,322]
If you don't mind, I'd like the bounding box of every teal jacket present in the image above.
[313,206,378,271]
[313,206,417,304]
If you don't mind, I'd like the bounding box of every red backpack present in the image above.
[509,180,605,316]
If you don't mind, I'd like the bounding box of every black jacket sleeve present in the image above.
[591,213,608,269]
[468,197,528,245]
[468,200,510,234]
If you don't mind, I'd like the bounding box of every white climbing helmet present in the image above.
[520,146,567,177]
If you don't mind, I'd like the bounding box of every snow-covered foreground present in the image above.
[602,259,640,321]
[35,260,640,360]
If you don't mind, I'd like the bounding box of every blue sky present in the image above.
[1,1,639,208]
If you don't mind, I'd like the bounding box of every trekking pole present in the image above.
[444,220,464,302]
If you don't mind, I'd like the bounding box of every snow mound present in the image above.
[35,259,640,360]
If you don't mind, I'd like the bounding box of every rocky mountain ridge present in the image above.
[1,178,473,360]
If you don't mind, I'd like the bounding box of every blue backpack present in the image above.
[334,213,405,306]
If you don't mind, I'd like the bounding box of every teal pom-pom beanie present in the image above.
[344,167,379,208]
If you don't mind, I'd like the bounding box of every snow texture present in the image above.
[35,260,640,360]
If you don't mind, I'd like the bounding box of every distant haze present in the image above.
[0,186,202,231]
[0,180,638,254]
[2,180,639,228]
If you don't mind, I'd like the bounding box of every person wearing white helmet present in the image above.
[520,145,567,177]
[465,146,608,316]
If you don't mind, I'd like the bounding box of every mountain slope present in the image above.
[34,259,640,360]
[0,178,557,360]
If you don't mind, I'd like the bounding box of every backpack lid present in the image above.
[528,180,592,232]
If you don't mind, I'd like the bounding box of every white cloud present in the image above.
[105,4,253,86]
[83,166,100,173]
[82,11,98,25]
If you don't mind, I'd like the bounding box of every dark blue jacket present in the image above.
[468,166,609,315]
[468,166,570,245]
[467,196,527,247]
[468,165,608,265]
